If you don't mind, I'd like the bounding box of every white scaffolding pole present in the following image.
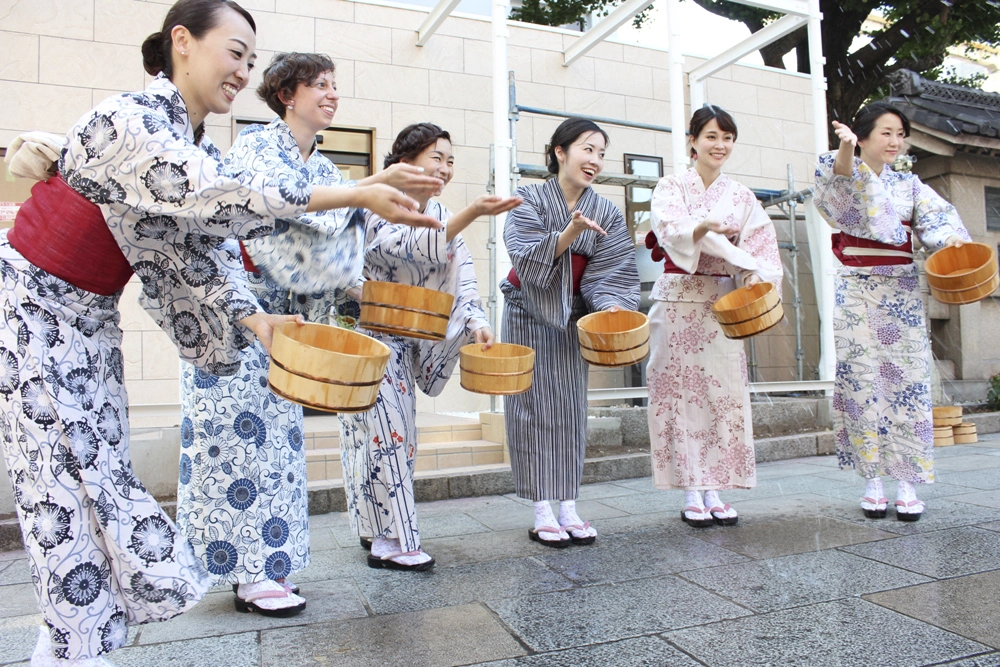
[666,0,688,175]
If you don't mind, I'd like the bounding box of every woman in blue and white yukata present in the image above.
[340,123,522,571]
[176,53,444,615]
[0,2,440,665]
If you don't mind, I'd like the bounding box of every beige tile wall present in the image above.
[0,0,821,424]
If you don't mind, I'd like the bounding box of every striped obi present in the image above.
[832,221,913,267]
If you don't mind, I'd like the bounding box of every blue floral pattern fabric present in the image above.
[58,76,310,376]
[233,119,364,294]
[814,152,971,482]
[339,202,488,552]
[0,237,211,660]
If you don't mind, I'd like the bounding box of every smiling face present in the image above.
[173,7,257,121]
[405,138,454,198]
[286,70,338,134]
[555,131,606,192]
[690,118,735,170]
[857,112,906,169]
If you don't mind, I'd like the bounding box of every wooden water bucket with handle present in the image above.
[576,310,649,367]
[925,242,999,306]
[712,282,784,340]
[460,343,535,395]
[360,281,454,341]
[268,322,390,413]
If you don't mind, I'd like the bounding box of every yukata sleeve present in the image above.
[503,186,572,329]
[650,175,708,273]
[364,210,451,268]
[909,176,971,251]
[812,151,907,245]
[732,195,784,292]
[580,206,640,313]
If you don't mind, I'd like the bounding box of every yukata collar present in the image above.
[148,73,206,145]
[685,166,728,196]
[267,118,320,166]
[544,174,594,216]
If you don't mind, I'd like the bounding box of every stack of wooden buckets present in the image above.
[932,406,978,446]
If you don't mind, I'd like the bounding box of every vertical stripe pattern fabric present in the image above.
[500,178,640,501]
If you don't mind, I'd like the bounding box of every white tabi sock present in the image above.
[371,537,431,565]
[533,501,566,541]
[895,479,924,513]
[862,477,887,510]
[703,490,737,519]
[558,499,597,538]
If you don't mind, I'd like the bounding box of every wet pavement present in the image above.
[3,435,1000,666]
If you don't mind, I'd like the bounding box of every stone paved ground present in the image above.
[4,436,1000,666]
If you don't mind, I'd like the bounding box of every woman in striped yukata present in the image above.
[815,102,969,522]
[339,123,521,570]
[501,118,640,547]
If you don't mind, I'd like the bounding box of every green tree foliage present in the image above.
[510,0,654,32]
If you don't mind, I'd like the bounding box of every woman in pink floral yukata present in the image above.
[645,105,782,528]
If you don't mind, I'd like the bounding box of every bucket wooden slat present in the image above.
[460,343,534,395]
[926,243,999,305]
[954,433,979,444]
[360,281,454,340]
[932,406,962,420]
[268,322,390,413]
[577,310,649,368]
[711,282,784,339]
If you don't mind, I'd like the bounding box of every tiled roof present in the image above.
[887,69,1000,139]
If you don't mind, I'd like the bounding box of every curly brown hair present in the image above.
[256,52,335,118]
[384,123,451,169]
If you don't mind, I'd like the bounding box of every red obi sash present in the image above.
[239,241,259,274]
[8,176,133,295]
[832,222,913,267]
[643,230,727,277]
[507,253,588,294]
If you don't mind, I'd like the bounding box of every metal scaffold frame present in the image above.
[415,0,835,400]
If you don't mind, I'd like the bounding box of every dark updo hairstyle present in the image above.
[257,52,336,118]
[688,104,738,158]
[849,101,911,156]
[141,0,256,77]
[546,117,609,174]
[384,123,451,169]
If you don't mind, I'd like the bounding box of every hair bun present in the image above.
[141,31,166,75]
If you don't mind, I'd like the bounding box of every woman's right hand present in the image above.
[568,211,607,237]
[240,313,304,353]
[832,120,858,149]
[356,183,443,229]
[375,163,444,196]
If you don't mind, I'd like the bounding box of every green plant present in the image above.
[987,373,1000,411]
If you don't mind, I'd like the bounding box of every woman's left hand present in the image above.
[473,194,524,218]
[378,163,444,196]
[945,235,965,248]
[240,313,305,353]
[744,273,762,289]
[474,326,495,350]
[607,305,622,313]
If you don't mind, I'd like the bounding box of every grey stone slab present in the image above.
[949,489,1000,510]
[464,635,702,667]
[841,526,1000,579]
[1,583,40,618]
[753,461,837,480]
[417,495,517,517]
[0,558,31,586]
[825,497,1000,535]
[865,570,1000,650]
[575,481,643,501]
[0,613,43,665]
[609,477,659,491]
[420,528,572,568]
[355,555,573,615]
[447,469,516,498]
[716,473,856,502]
[487,575,749,652]
[593,490,684,516]
[114,631,259,667]
[977,520,1000,533]
[464,499,626,532]
[537,530,747,585]
[413,512,492,540]
[136,577,367,645]
[755,433,819,462]
[305,525,341,551]
[937,655,1000,667]
[582,453,651,484]
[293,542,372,581]
[260,602,526,667]
[664,597,988,667]
[681,549,932,613]
[942,467,1000,490]
[935,454,1000,472]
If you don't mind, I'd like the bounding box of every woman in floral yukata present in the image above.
[340,123,521,571]
[814,101,970,522]
[501,118,640,548]
[176,53,443,615]
[645,106,782,528]
[0,1,439,665]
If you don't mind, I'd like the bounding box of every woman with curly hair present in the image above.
[340,122,521,570]
[0,1,439,664]
[814,101,970,522]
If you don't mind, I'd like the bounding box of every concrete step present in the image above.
[305,439,506,482]
[302,413,483,450]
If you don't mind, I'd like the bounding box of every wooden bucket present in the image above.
[577,310,649,368]
[460,343,535,395]
[926,243,999,305]
[360,281,454,341]
[711,282,784,340]
[933,426,954,447]
[954,422,978,444]
[268,322,390,413]
[933,406,962,420]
